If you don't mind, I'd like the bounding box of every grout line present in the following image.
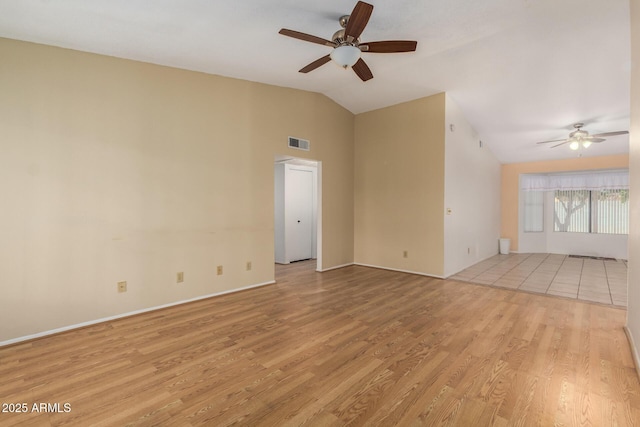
[498,253,535,286]
[515,253,548,290]
[464,253,527,283]
[576,258,585,299]
[489,257,527,285]
[456,253,623,307]
[465,254,520,281]
[603,259,615,305]
[544,254,566,295]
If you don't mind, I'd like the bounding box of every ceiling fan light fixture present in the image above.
[279,1,417,80]
[330,45,361,68]
[535,121,628,150]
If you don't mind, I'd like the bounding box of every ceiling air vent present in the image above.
[288,136,310,151]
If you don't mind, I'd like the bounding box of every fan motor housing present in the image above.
[332,29,360,46]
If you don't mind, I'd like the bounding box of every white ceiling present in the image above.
[0,0,631,163]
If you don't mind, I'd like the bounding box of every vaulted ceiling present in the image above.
[0,0,631,163]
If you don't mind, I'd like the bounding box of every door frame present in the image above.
[274,155,322,271]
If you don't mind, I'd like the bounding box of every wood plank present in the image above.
[0,261,638,425]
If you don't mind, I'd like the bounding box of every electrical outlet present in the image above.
[177,272,184,283]
[403,250,408,258]
[117,281,127,293]
[246,261,252,271]
[217,265,223,275]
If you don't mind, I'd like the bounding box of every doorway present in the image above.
[274,156,321,271]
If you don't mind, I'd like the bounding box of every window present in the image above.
[594,189,629,234]
[523,191,544,232]
[554,190,590,232]
[553,189,629,234]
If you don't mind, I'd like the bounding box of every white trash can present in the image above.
[499,238,511,255]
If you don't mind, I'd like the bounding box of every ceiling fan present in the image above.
[536,122,629,150]
[278,1,417,81]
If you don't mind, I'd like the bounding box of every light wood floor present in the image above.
[2,261,639,426]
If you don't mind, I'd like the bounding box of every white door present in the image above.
[286,167,314,262]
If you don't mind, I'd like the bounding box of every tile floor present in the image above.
[450,253,627,307]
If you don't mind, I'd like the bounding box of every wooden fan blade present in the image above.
[360,40,417,53]
[299,55,332,73]
[590,130,629,138]
[550,140,571,148]
[345,1,373,41]
[352,58,373,81]
[536,138,568,144]
[279,29,334,47]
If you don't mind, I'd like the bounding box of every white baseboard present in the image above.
[0,280,276,348]
[624,326,640,382]
[354,263,445,279]
[317,262,354,272]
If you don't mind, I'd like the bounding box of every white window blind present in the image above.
[523,191,544,232]
[554,190,590,232]
[593,190,629,234]
[521,170,629,235]
[553,189,629,234]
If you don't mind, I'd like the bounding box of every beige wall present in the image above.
[627,0,640,367]
[354,93,446,277]
[501,155,629,251]
[0,38,354,342]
